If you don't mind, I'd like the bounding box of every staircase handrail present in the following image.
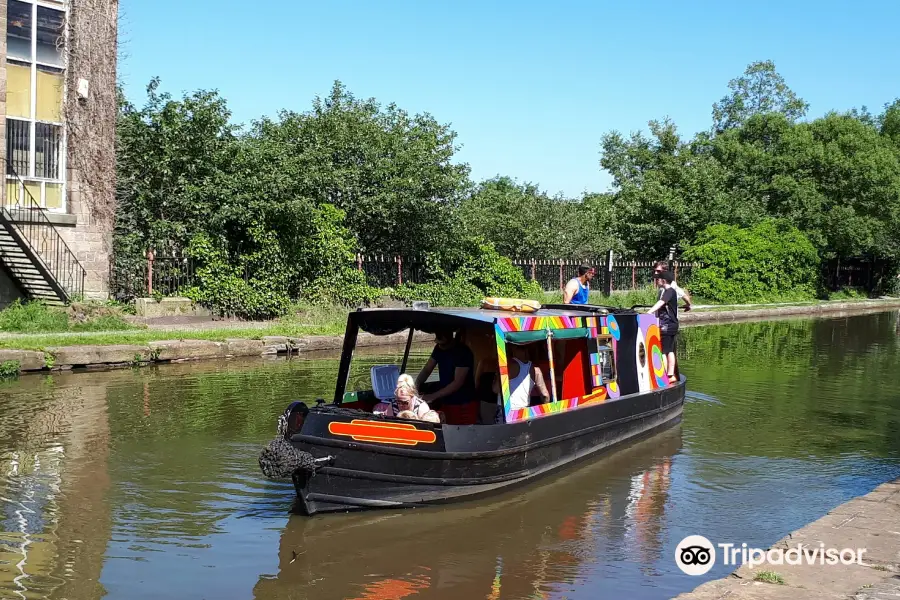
[2,160,86,300]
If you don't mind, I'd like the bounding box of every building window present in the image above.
[4,0,66,211]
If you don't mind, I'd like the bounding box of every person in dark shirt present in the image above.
[415,328,478,424]
[646,271,679,384]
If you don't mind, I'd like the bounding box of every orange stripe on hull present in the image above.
[328,419,437,445]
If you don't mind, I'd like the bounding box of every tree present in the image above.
[239,81,472,258]
[880,98,900,146]
[115,77,237,258]
[711,60,809,132]
[599,119,744,258]
[711,111,900,263]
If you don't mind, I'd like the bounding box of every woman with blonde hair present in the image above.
[373,374,441,423]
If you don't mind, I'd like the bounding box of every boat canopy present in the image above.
[350,306,622,336]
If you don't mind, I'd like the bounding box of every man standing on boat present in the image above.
[563,265,594,304]
[653,261,691,311]
[647,271,679,384]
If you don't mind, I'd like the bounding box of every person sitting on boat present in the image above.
[416,328,478,425]
[563,265,594,304]
[646,271,679,384]
[373,374,440,422]
[491,343,551,422]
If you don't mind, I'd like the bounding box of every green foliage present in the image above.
[0,300,69,332]
[301,269,382,308]
[0,360,20,378]
[115,77,237,259]
[183,232,291,320]
[0,300,136,333]
[712,111,900,262]
[683,220,820,303]
[828,288,870,301]
[458,177,620,257]
[753,571,785,585]
[113,63,900,312]
[391,242,541,307]
[600,119,742,258]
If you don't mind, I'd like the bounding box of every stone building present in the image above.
[0,0,118,307]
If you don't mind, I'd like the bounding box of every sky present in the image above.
[116,0,900,198]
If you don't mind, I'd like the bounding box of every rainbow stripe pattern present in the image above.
[497,315,583,332]
[494,313,633,423]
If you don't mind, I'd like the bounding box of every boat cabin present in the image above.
[333,303,673,425]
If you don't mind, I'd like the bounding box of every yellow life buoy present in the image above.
[481,297,541,313]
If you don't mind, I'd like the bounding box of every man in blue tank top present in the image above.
[564,265,594,304]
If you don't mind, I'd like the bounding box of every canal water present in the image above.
[1,310,899,599]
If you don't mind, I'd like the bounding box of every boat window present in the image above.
[552,337,592,400]
[505,339,554,405]
[343,341,433,399]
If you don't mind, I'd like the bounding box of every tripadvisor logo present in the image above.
[675,535,868,576]
[675,535,715,576]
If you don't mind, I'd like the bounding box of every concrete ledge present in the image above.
[48,344,151,367]
[0,349,46,371]
[681,298,900,324]
[7,211,78,227]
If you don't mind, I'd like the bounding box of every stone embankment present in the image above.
[674,478,900,600]
[1,298,898,374]
[0,331,434,373]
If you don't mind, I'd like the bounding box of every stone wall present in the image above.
[59,0,119,300]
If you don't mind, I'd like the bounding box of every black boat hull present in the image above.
[287,378,686,515]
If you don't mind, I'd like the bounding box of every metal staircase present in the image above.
[0,161,85,304]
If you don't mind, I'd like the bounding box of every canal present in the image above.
[1,310,899,599]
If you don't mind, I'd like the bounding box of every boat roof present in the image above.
[350,304,634,336]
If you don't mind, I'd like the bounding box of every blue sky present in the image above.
[117,0,900,198]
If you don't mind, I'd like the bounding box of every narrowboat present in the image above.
[258,301,685,515]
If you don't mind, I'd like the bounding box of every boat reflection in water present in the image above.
[252,426,680,600]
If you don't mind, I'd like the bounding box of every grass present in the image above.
[753,571,785,585]
[0,360,20,378]
[0,300,137,334]
[0,300,351,351]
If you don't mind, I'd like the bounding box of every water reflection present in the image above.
[253,428,681,600]
[0,375,111,600]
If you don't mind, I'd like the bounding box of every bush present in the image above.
[683,220,820,303]
[391,241,542,306]
[183,232,292,320]
[300,269,382,308]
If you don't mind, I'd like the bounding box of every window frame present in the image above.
[4,0,67,212]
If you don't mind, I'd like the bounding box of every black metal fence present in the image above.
[111,253,704,300]
[510,259,700,292]
[820,258,896,293]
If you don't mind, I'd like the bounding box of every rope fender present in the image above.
[258,437,319,479]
